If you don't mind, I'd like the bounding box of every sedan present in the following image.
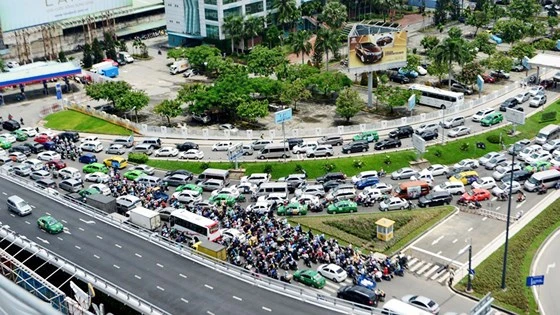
[525,151,552,164]
[448,126,471,138]
[423,164,449,176]
[90,183,111,196]
[37,151,61,161]
[179,149,204,160]
[212,141,233,151]
[0,133,17,143]
[45,160,66,170]
[368,182,393,194]
[293,270,326,289]
[34,135,51,144]
[84,172,110,183]
[8,152,26,162]
[492,181,521,195]
[210,187,240,199]
[124,170,145,180]
[472,177,497,190]
[82,163,109,174]
[453,158,479,171]
[105,144,126,155]
[401,295,440,314]
[37,215,64,234]
[175,183,203,194]
[30,170,51,181]
[499,98,518,112]
[461,188,491,202]
[391,167,417,180]
[317,264,348,283]
[327,200,358,214]
[374,138,402,150]
[277,202,308,216]
[163,174,191,187]
[514,92,531,104]
[418,130,438,141]
[128,164,155,175]
[379,197,409,211]
[441,116,465,129]
[19,127,38,137]
[209,194,237,206]
[390,73,410,84]
[481,74,496,83]
[154,146,179,157]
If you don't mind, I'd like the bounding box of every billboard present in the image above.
[0,0,133,32]
[348,31,408,71]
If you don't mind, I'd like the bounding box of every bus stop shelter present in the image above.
[527,53,560,81]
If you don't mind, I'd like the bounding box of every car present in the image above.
[30,170,51,181]
[450,83,473,94]
[212,141,233,151]
[389,73,410,84]
[10,145,32,156]
[376,35,393,46]
[277,202,308,216]
[388,126,414,139]
[479,152,502,166]
[454,159,479,170]
[78,153,97,164]
[472,177,497,189]
[103,156,128,169]
[84,172,110,183]
[337,285,378,308]
[2,120,20,131]
[461,188,491,201]
[352,131,379,143]
[423,164,449,177]
[355,176,381,190]
[391,167,417,180]
[490,70,510,79]
[220,228,246,244]
[132,143,153,155]
[37,215,64,234]
[0,133,16,144]
[21,142,45,154]
[379,197,409,211]
[11,130,28,141]
[292,142,318,154]
[398,68,419,78]
[124,170,145,180]
[37,151,61,161]
[317,264,348,283]
[374,138,402,150]
[543,139,560,152]
[418,191,453,207]
[514,92,531,104]
[519,145,544,162]
[540,79,554,89]
[419,130,438,141]
[432,181,465,195]
[89,183,111,196]
[501,170,532,184]
[6,61,19,68]
[0,139,12,150]
[178,149,204,160]
[529,95,547,107]
[529,86,545,96]
[472,108,495,122]
[219,124,239,133]
[13,164,32,176]
[525,151,552,164]
[176,141,199,151]
[236,182,258,195]
[492,181,521,195]
[257,193,286,205]
[401,295,440,314]
[448,126,471,138]
[246,202,272,215]
[154,146,179,157]
[355,39,383,64]
[369,182,393,194]
[105,144,126,155]
[82,163,109,174]
[306,144,334,158]
[511,64,525,72]
[415,123,439,135]
[342,141,369,154]
[163,174,191,187]
[481,74,496,83]
[199,179,224,191]
[316,172,346,184]
[508,139,532,155]
[525,161,552,172]
[293,269,326,288]
[8,152,27,162]
[80,141,103,153]
[285,138,304,150]
[327,200,358,214]
[417,65,427,76]
[318,135,344,146]
[211,187,240,199]
[499,98,518,112]
[208,194,237,206]
[45,160,67,170]
[127,164,155,175]
[165,169,193,179]
[441,116,465,129]
[34,134,52,144]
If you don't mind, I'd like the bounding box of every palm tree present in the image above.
[431,37,471,89]
[321,1,348,29]
[223,15,245,54]
[274,0,299,31]
[289,30,312,64]
[314,28,339,71]
[244,16,264,49]
[132,38,143,55]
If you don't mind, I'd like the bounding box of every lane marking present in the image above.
[179,273,187,279]
[157,286,165,291]
[94,254,100,259]
[157,263,164,268]
[204,284,214,290]
[30,205,36,209]
[482,217,488,221]
[432,235,444,245]
[452,239,458,244]
[547,262,556,274]
[63,230,72,235]
[57,237,63,241]
[135,253,142,258]
[181,298,189,304]
[233,296,242,301]
[491,197,497,201]
[75,245,81,250]
[207,312,215,315]
[1,192,6,195]
[436,251,442,256]
[9,214,15,217]
[495,207,501,211]
[78,227,84,231]
[96,235,103,239]
[79,218,96,224]
[45,212,51,216]
[113,265,120,269]
[25,221,30,225]
[468,227,473,232]
[262,307,272,312]
[115,244,122,248]
[36,237,50,244]
[134,275,142,280]
[517,200,526,209]
[61,220,67,223]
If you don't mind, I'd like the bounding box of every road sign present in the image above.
[227,143,243,162]
[469,292,494,315]
[275,108,292,124]
[412,134,426,153]
[526,275,545,287]
[477,75,484,93]
[505,107,526,125]
[408,94,416,111]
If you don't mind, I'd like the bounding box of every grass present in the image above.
[455,199,560,314]
[44,110,133,136]
[287,206,454,255]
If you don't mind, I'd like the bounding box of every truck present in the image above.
[118,51,134,63]
[128,206,161,230]
[86,194,117,213]
[90,61,114,73]
[99,66,119,78]
[170,60,189,75]
[191,238,227,261]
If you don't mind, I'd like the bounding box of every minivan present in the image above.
[58,131,80,142]
[112,136,135,148]
[318,135,344,146]
[524,169,560,191]
[133,143,154,155]
[141,138,162,149]
[136,175,163,187]
[535,124,560,145]
[257,143,290,160]
[59,179,84,193]
[251,139,273,150]
[116,195,141,214]
[2,120,20,131]
[418,190,452,207]
[393,181,430,199]
[81,141,103,153]
[252,182,289,200]
[196,168,230,184]
[336,285,378,307]
[7,195,32,216]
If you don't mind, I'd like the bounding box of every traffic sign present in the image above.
[469,292,494,315]
[412,134,426,153]
[526,275,545,287]
[227,143,243,162]
[505,107,525,125]
[408,94,416,111]
[275,108,292,124]
[477,75,484,93]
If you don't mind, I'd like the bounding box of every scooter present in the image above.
[516,195,526,202]
[537,187,547,195]
[280,274,292,283]
[375,289,386,302]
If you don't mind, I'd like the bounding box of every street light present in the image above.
[501,144,518,290]
[458,239,473,292]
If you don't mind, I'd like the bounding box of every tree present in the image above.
[335,88,363,122]
[466,10,491,36]
[103,32,118,61]
[91,38,104,63]
[58,51,67,62]
[493,19,527,46]
[548,16,559,35]
[132,38,145,56]
[458,61,484,86]
[247,46,287,76]
[177,83,208,104]
[533,38,556,51]
[289,30,313,65]
[223,15,244,53]
[236,99,269,122]
[85,81,131,107]
[485,52,513,72]
[244,16,264,48]
[314,28,339,71]
[0,59,4,71]
[431,30,472,88]
[427,61,450,82]
[320,1,348,29]
[420,36,440,53]
[434,0,450,25]
[508,0,541,22]
[274,0,300,31]
[154,99,183,126]
[82,44,93,68]
[386,86,418,114]
[402,53,421,72]
[263,25,282,48]
[470,32,496,55]
[510,41,536,59]
[184,45,222,69]
[116,90,150,122]
[280,79,311,110]
[305,71,352,97]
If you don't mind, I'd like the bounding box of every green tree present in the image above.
[177,83,208,104]
[82,44,93,68]
[402,53,421,72]
[103,32,118,61]
[91,38,104,63]
[533,38,556,51]
[420,36,440,54]
[431,30,472,88]
[167,48,185,61]
[223,15,245,53]
[280,79,311,110]
[493,19,527,47]
[508,0,541,22]
[320,1,348,29]
[116,90,150,122]
[184,45,222,70]
[510,41,536,59]
[274,0,300,31]
[470,32,496,55]
[236,99,269,122]
[489,4,507,23]
[0,59,4,71]
[117,40,128,52]
[485,52,513,72]
[466,10,491,36]
[85,81,131,107]
[58,51,67,62]
[548,16,559,34]
[289,30,312,65]
[458,61,484,86]
[336,88,363,122]
[244,16,264,48]
[427,61,450,82]
[247,46,287,76]
[386,86,417,114]
[306,71,352,97]
[154,99,183,126]
[314,28,339,71]
[263,25,282,48]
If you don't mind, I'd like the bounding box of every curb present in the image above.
[448,283,517,315]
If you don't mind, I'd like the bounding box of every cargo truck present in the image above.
[170,60,189,75]
[99,66,119,78]
[86,194,117,213]
[118,52,134,63]
[128,207,161,230]
[191,238,227,261]
[90,61,114,73]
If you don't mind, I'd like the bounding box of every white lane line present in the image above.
[181,298,189,304]
[491,197,497,201]
[1,192,6,195]
[45,212,51,216]
[157,286,165,291]
[157,263,164,268]
[135,253,142,258]
[495,207,501,211]
[204,284,214,290]
[94,254,100,259]
[436,251,442,256]
[78,227,84,231]
[79,218,96,224]
[233,296,242,301]
[452,239,458,244]
[57,237,63,241]
[207,311,215,315]
[113,265,120,269]
[179,273,187,279]
[115,244,122,248]
[96,235,103,239]
[262,306,272,312]
[432,235,444,245]
[468,227,473,232]
[30,205,36,209]
[9,213,15,217]
[25,221,30,225]
[482,217,488,221]
[61,220,67,223]
[517,201,526,209]
[134,275,142,280]
[75,245,81,250]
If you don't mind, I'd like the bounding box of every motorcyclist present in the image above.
[517,191,525,202]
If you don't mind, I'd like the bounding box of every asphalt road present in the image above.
[533,228,560,315]
[0,180,342,315]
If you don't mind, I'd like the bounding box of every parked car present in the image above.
[514,92,531,104]
[341,141,369,154]
[401,295,440,314]
[389,73,410,84]
[388,125,414,139]
[450,83,473,94]
[418,130,438,141]
[499,98,518,112]
[481,74,496,83]
[176,141,199,151]
[391,167,418,180]
[529,95,547,107]
[418,191,453,207]
[441,116,465,129]
[374,138,402,150]
[318,135,344,146]
[306,145,334,158]
[490,70,510,79]
[448,126,471,137]
[293,269,326,288]
[472,108,495,122]
[337,285,378,308]
[379,197,409,211]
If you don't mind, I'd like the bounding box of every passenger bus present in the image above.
[169,209,221,241]
[409,84,465,109]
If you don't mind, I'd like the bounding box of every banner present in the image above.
[348,31,408,71]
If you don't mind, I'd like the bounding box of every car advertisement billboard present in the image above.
[0,0,132,32]
[348,31,408,71]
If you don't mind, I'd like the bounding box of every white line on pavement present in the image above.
[468,227,473,232]
[436,251,442,256]
[1,192,6,195]
[181,298,189,304]
[179,273,187,278]
[207,311,215,315]
[57,237,63,241]
[452,239,458,244]
[115,244,122,248]
[262,306,272,312]
[482,217,488,221]
[517,200,526,209]
[134,275,142,280]
[75,245,81,250]
[157,263,164,268]
[113,265,120,269]
[78,227,84,231]
[431,235,444,245]
[61,220,67,223]
[233,296,242,301]
[204,284,213,290]
[157,286,165,291]
[135,253,142,258]
[45,212,51,216]
[495,207,500,211]
[94,255,100,259]
[9,214,14,217]
[25,221,30,225]
[96,235,103,239]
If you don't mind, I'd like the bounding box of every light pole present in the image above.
[467,240,473,292]
[501,146,517,290]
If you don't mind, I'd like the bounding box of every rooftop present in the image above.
[0,62,82,88]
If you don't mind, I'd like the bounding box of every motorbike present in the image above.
[516,194,527,202]
[378,170,386,177]
[496,194,508,201]
[537,187,547,195]
[375,289,386,302]
[280,274,293,283]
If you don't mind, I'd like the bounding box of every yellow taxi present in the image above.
[103,156,128,169]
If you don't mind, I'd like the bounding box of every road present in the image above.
[0,179,341,315]
[533,228,560,315]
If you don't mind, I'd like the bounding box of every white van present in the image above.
[7,195,32,216]
[240,173,270,186]
[136,175,163,187]
[351,170,379,184]
[80,141,104,153]
[197,168,230,183]
[382,298,433,315]
[252,182,288,200]
[524,169,560,191]
[536,124,560,145]
[257,143,290,160]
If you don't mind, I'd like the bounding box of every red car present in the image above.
[45,160,67,170]
[103,58,119,67]
[481,74,496,83]
[461,188,491,202]
[540,79,554,89]
[34,134,52,144]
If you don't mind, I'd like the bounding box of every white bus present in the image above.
[169,209,221,241]
[409,84,465,109]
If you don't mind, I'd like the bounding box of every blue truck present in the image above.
[99,66,119,78]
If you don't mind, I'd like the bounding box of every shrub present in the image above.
[323,163,336,172]
[295,164,305,173]
[434,149,442,157]
[412,47,417,54]
[200,162,210,170]
[384,155,392,165]
[460,143,469,151]
[486,134,500,144]
[128,153,148,164]
[263,164,273,173]
[353,160,364,169]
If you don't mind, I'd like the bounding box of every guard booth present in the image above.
[375,218,395,241]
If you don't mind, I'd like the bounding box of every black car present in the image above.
[58,131,80,142]
[502,170,532,183]
[355,41,383,64]
[2,120,20,131]
[316,172,346,184]
[164,169,194,180]
[374,138,402,150]
[94,104,118,114]
[418,191,452,208]
[341,141,369,154]
[176,141,199,151]
[388,125,414,139]
[336,285,378,308]
[322,179,344,192]
[499,98,518,111]
[419,130,438,141]
[286,138,304,150]
[22,142,45,154]
[450,83,474,95]
[9,145,32,156]
[390,73,410,84]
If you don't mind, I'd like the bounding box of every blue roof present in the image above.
[0,62,82,88]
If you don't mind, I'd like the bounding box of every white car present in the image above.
[220,228,246,243]
[401,295,440,314]
[80,141,103,152]
[368,182,393,194]
[317,264,347,283]
[81,136,99,143]
[550,154,560,167]
[219,124,239,133]
[391,167,418,180]
[454,159,479,170]
[472,108,495,122]
[518,145,543,162]
[212,141,233,151]
[19,127,37,137]
[90,183,111,195]
[441,116,465,129]
[23,158,44,171]
[127,164,155,175]
[58,167,81,180]
[246,201,272,214]
[417,65,427,76]
[492,181,521,195]
[106,144,126,155]
[358,188,384,201]
[235,182,258,194]
[37,151,61,161]
[179,149,204,160]
[410,170,434,186]
[0,133,16,144]
[0,148,6,156]
[514,92,531,104]
[492,164,522,181]
[542,139,560,152]
[30,170,51,180]
[472,177,497,190]
[295,185,325,198]
[240,173,270,186]
[448,126,471,138]
[415,123,439,134]
[525,151,552,164]
[6,61,19,68]
[84,172,110,183]
[423,164,449,177]
[154,147,179,157]
[479,152,502,166]
[290,194,320,206]
[210,187,240,199]
[306,144,334,157]
[433,181,465,195]
[9,152,27,162]
[379,197,409,211]
[529,95,547,107]
[529,86,545,96]
[257,193,287,205]
[292,142,318,154]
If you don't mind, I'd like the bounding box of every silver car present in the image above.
[448,126,471,138]
[441,116,465,129]
[317,135,344,146]
[106,144,126,155]
[379,197,409,211]
[391,167,418,180]
[306,145,334,158]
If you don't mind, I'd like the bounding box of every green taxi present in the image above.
[352,130,379,143]
[209,194,237,206]
[327,200,358,214]
[37,215,64,234]
[11,130,28,141]
[480,112,503,127]
[176,184,203,194]
[78,188,100,197]
[277,202,308,216]
[0,139,12,149]
[293,269,326,289]
[525,161,551,172]
[83,163,109,174]
[124,170,145,180]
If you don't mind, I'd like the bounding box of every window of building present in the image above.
[206,25,220,39]
[245,1,264,14]
[204,0,217,4]
[204,9,219,21]
[223,7,242,18]
[223,0,240,5]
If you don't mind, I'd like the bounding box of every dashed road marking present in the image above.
[157,286,165,291]
[157,263,164,268]
[113,265,120,269]
[495,207,501,211]
[468,227,473,232]
[1,192,6,195]
[432,236,444,245]
[134,275,142,280]
[9,214,15,217]
[491,197,497,201]
[517,201,526,209]
[78,227,84,231]
[75,245,81,250]
[207,311,215,315]
[135,253,142,258]
[94,254,100,259]
[204,284,214,290]
[262,306,272,312]
[25,221,30,225]
[61,220,67,223]
[436,251,442,256]
[96,235,103,239]
[179,273,187,279]
[115,244,122,248]
[233,296,242,301]
[30,205,36,208]
[452,239,458,244]
[482,217,488,221]
[45,212,51,216]
[57,237,63,241]
[181,298,189,304]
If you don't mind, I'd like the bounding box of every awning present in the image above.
[528,53,560,69]
[0,62,81,88]
[167,31,204,40]
[115,20,166,37]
